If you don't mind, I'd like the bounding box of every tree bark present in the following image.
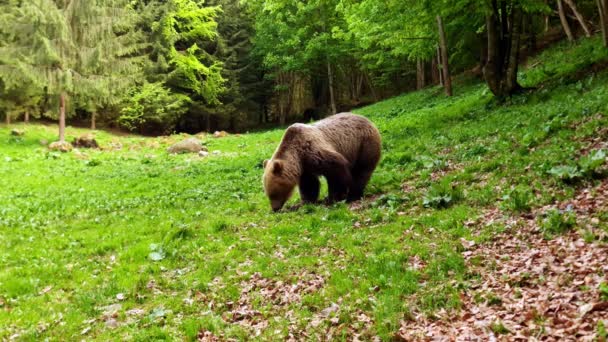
[564,0,591,37]
[327,59,337,115]
[363,71,378,102]
[431,55,439,85]
[59,92,66,142]
[524,14,537,54]
[437,16,452,96]
[544,0,550,32]
[505,7,524,92]
[91,112,96,130]
[355,73,364,101]
[24,111,29,123]
[483,0,524,98]
[557,0,574,41]
[437,46,444,86]
[598,0,608,47]
[416,58,425,89]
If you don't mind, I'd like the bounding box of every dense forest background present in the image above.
[0,0,607,136]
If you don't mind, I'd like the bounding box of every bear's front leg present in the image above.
[299,173,320,203]
[325,165,352,204]
[307,149,352,204]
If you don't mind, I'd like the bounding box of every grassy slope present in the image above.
[1,37,607,340]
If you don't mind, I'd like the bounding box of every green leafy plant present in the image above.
[549,149,606,182]
[490,321,511,335]
[423,181,463,209]
[541,209,576,237]
[548,165,582,181]
[418,156,448,171]
[600,282,608,301]
[501,187,533,213]
[372,194,407,211]
[578,149,606,176]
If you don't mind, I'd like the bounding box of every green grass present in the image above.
[1,36,608,340]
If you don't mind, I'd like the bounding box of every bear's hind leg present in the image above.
[299,173,320,203]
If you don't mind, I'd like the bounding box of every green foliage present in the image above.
[159,0,225,102]
[1,6,608,341]
[502,187,533,213]
[541,209,577,237]
[549,149,606,182]
[578,149,606,176]
[119,82,191,134]
[490,321,511,335]
[1,0,141,121]
[423,180,463,209]
[600,282,608,301]
[548,165,583,181]
[599,320,608,342]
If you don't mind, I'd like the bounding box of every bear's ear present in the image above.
[272,160,283,175]
[263,159,269,168]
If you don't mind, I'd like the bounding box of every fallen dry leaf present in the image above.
[397,179,608,341]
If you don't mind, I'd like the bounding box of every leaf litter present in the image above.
[397,179,608,341]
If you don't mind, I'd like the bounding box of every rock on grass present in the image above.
[48,141,73,152]
[167,138,207,154]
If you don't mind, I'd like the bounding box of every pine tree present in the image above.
[206,0,267,131]
[3,0,140,141]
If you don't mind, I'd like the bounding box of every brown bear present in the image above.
[263,112,381,211]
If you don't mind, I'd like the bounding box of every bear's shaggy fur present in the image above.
[263,113,381,211]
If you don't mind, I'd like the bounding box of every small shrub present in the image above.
[600,282,608,301]
[384,152,414,166]
[541,209,576,236]
[548,165,582,182]
[463,145,488,159]
[417,156,448,171]
[372,193,407,211]
[490,321,510,335]
[501,187,533,213]
[549,149,606,182]
[578,149,606,176]
[598,320,607,342]
[211,220,230,232]
[423,181,463,209]
[85,159,102,167]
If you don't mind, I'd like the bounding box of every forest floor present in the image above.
[1,37,608,341]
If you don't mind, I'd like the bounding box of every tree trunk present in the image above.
[416,59,424,89]
[355,73,364,101]
[437,46,444,86]
[431,55,439,85]
[437,16,452,96]
[564,0,591,37]
[5,113,10,125]
[363,71,378,102]
[598,0,608,47]
[91,112,96,130]
[544,0,550,32]
[327,59,337,115]
[524,14,537,54]
[416,58,423,90]
[206,113,211,132]
[483,0,524,98]
[24,111,29,123]
[557,0,574,41]
[59,92,66,142]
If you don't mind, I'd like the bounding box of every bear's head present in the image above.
[263,159,296,212]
